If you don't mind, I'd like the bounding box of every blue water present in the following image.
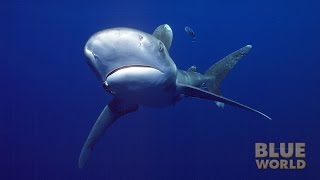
[2,0,320,179]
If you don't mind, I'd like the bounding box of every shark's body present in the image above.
[79,24,271,168]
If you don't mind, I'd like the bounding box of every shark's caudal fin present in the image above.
[78,99,138,168]
[177,83,271,120]
[204,45,252,108]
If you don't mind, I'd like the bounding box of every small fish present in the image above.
[185,26,196,42]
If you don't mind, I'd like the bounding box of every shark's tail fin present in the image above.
[204,45,252,108]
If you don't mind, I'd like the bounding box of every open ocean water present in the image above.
[2,0,320,179]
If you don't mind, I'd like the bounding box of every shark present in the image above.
[79,24,271,168]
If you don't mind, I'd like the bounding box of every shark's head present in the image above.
[84,27,177,105]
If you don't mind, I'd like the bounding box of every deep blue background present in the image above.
[2,0,320,179]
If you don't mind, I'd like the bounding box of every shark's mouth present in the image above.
[104,65,165,95]
[105,65,158,79]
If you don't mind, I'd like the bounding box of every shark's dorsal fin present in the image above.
[78,98,138,168]
[177,83,272,120]
[152,24,173,51]
[187,65,197,72]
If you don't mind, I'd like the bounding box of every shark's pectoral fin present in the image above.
[78,99,138,168]
[177,83,271,120]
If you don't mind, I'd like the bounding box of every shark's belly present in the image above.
[105,66,176,107]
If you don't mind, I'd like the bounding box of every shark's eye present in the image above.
[158,41,164,52]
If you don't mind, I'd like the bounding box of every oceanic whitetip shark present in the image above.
[79,24,271,168]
